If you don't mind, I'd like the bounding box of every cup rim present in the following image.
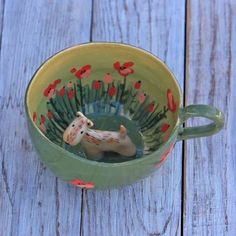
[25,42,182,167]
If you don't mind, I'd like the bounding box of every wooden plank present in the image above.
[0,0,4,41]
[81,1,185,235]
[184,0,236,235]
[0,1,92,235]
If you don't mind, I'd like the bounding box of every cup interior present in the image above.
[26,43,181,163]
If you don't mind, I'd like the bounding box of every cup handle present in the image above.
[177,104,224,141]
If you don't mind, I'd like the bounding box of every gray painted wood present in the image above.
[0,1,92,235]
[184,0,236,235]
[80,1,185,236]
[0,0,4,41]
[1,0,234,235]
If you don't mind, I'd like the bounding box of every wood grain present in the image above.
[1,1,234,235]
[0,1,92,235]
[81,1,185,236]
[184,0,236,235]
[0,0,4,44]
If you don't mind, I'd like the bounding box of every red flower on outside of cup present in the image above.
[43,79,61,98]
[160,123,170,132]
[83,182,95,189]
[108,86,116,97]
[93,80,102,90]
[167,89,177,112]
[71,65,91,79]
[70,179,95,189]
[68,88,75,99]
[113,61,134,76]
[70,179,84,186]
[59,86,66,96]
[155,143,174,168]
[147,102,155,113]
[33,112,37,123]
[134,81,142,90]
[104,73,113,84]
[47,110,53,119]
[138,92,146,104]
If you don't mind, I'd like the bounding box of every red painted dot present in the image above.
[47,110,53,119]
[68,88,75,99]
[134,81,142,89]
[53,79,61,86]
[40,115,46,124]
[33,112,37,122]
[160,123,170,132]
[147,102,155,113]
[93,80,102,90]
[108,86,116,97]
[59,87,66,96]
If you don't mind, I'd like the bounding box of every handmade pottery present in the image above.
[25,43,224,189]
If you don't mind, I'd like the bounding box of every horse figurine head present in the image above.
[63,112,94,146]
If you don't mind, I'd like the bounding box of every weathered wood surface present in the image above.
[80,1,185,236]
[184,0,236,235]
[0,0,235,235]
[0,1,92,235]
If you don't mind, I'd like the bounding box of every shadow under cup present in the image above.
[26,43,181,164]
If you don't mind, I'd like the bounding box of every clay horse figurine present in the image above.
[63,112,136,158]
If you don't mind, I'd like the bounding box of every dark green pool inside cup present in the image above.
[25,43,224,189]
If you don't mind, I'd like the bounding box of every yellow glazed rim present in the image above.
[25,42,182,167]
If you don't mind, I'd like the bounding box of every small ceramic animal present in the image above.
[63,112,136,158]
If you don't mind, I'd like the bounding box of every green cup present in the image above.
[25,43,224,189]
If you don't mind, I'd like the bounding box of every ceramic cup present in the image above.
[25,43,224,189]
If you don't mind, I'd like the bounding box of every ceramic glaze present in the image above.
[63,112,136,158]
[32,58,173,155]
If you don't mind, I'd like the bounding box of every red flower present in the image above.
[40,115,46,124]
[47,110,53,119]
[59,86,66,96]
[68,88,75,99]
[108,86,116,97]
[93,80,102,90]
[134,81,142,89]
[113,61,134,76]
[104,73,113,84]
[147,102,155,113]
[84,182,95,189]
[43,84,55,98]
[70,179,84,186]
[70,179,95,189]
[43,79,61,98]
[138,92,146,103]
[33,112,37,123]
[71,65,91,79]
[167,89,177,112]
[160,123,170,132]
[155,143,174,168]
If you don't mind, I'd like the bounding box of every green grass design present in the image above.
[37,76,171,154]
